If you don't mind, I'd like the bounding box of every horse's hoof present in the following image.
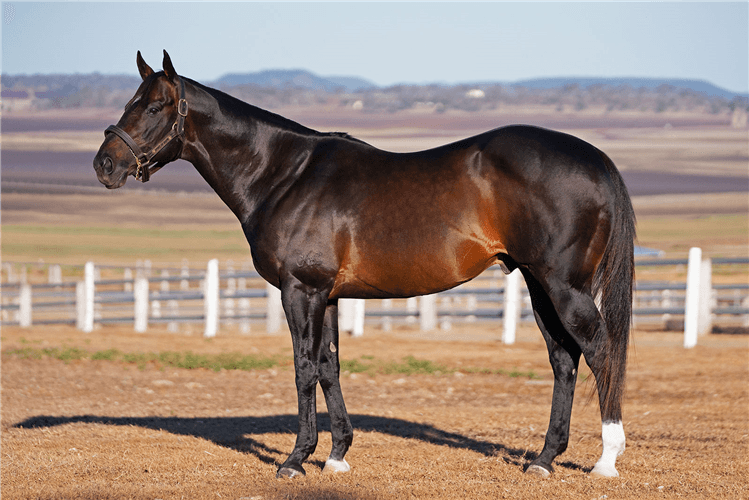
[322,458,350,474]
[525,464,552,478]
[591,463,619,478]
[276,466,305,479]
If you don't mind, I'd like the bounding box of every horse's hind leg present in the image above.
[534,271,626,477]
[521,269,582,478]
[318,300,354,473]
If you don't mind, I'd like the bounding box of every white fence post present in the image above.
[18,284,32,327]
[82,261,95,333]
[167,300,179,333]
[238,272,250,334]
[340,299,354,334]
[381,299,393,332]
[204,259,219,338]
[160,270,170,293]
[406,297,418,324]
[440,296,452,331]
[134,277,149,333]
[684,247,702,348]
[48,264,62,286]
[698,258,713,335]
[661,289,673,329]
[3,263,16,283]
[124,268,133,292]
[353,299,365,337]
[466,294,478,323]
[239,298,251,334]
[266,283,283,334]
[225,263,236,328]
[340,298,365,337]
[180,259,190,291]
[76,281,85,330]
[502,269,522,345]
[420,294,437,332]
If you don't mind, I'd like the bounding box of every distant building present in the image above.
[1,88,34,111]
[731,108,748,128]
[465,89,485,99]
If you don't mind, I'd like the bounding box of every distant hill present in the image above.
[324,75,378,92]
[1,73,140,91]
[508,77,747,101]
[2,70,746,113]
[214,70,376,92]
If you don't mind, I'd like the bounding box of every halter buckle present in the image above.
[178,98,188,117]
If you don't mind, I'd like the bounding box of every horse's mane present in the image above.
[184,77,369,146]
[324,131,370,145]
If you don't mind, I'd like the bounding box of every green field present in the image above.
[2,224,251,263]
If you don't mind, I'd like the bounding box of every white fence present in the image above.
[2,248,748,348]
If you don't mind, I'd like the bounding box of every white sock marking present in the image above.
[324,458,350,473]
[591,421,625,477]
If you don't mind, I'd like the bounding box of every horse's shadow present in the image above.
[13,413,587,473]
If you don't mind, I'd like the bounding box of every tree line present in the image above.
[2,73,746,115]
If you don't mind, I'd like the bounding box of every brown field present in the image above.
[2,106,748,498]
[2,324,748,500]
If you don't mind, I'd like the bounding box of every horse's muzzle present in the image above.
[93,153,128,189]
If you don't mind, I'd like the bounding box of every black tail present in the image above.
[592,151,636,422]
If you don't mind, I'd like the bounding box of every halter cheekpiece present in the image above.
[105,77,188,182]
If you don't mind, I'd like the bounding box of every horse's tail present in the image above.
[592,151,636,421]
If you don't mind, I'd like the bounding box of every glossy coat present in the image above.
[94,52,635,478]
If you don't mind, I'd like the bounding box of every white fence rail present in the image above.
[2,248,747,348]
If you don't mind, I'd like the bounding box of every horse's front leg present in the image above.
[318,300,354,473]
[276,278,329,478]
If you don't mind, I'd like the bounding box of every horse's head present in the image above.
[93,50,187,188]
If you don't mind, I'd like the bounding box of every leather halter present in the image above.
[105,77,188,182]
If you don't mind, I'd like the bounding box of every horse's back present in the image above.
[281,125,618,299]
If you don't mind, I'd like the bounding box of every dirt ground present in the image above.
[2,324,747,500]
[2,106,747,498]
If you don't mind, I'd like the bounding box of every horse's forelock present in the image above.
[124,72,168,111]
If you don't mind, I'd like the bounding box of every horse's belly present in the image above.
[332,234,503,299]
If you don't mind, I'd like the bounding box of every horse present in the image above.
[94,51,635,479]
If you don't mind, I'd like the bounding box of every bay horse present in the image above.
[94,51,635,479]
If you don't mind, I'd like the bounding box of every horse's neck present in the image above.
[181,82,313,225]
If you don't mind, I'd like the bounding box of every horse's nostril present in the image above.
[102,156,114,175]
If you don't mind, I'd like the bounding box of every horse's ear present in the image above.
[136,51,154,81]
[162,50,178,82]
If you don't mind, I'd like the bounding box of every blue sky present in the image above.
[2,1,748,93]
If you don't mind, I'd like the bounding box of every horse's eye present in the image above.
[147,106,159,116]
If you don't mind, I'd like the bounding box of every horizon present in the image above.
[2,69,745,100]
[1,2,747,95]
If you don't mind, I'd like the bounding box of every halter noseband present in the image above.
[105,77,188,182]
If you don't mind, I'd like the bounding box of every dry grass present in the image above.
[2,111,747,498]
[2,325,747,499]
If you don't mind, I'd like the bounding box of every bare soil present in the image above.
[2,324,747,500]
[2,107,747,498]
